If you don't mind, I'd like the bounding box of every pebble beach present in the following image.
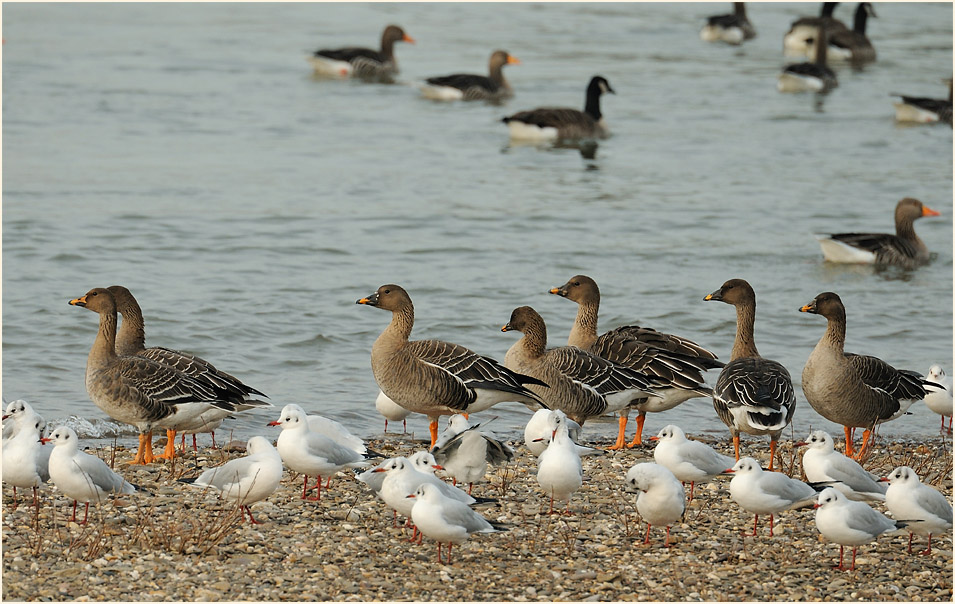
[3,431,952,602]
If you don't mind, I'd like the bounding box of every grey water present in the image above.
[3,2,952,451]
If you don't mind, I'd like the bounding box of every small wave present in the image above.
[48,416,138,439]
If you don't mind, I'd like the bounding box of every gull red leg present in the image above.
[769,514,774,537]
[70,500,78,522]
[643,523,652,545]
[447,542,453,565]
[907,532,914,554]
[688,481,696,502]
[748,514,759,537]
[849,547,857,571]
[81,502,90,525]
[192,434,199,453]
[920,534,934,556]
[301,474,309,499]
[664,526,672,548]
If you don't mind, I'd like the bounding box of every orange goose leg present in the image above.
[608,416,628,450]
[854,429,873,460]
[626,413,647,448]
[843,426,855,457]
[158,429,178,459]
[429,420,439,448]
[733,435,741,461]
[768,439,777,471]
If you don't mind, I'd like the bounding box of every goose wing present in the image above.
[714,358,795,430]
[503,107,592,129]
[592,331,717,392]
[827,233,920,264]
[846,353,928,401]
[314,47,384,64]
[138,347,266,397]
[114,356,237,423]
[605,325,722,365]
[409,339,546,396]
[544,346,658,397]
[426,73,498,93]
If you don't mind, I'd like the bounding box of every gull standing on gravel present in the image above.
[650,424,734,501]
[375,391,410,433]
[923,365,953,433]
[536,418,583,514]
[624,462,686,547]
[431,414,514,494]
[524,409,602,457]
[813,487,903,571]
[268,405,370,501]
[2,399,42,440]
[45,427,140,524]
[184,436,284,524]
[407,483,505,565]
[725,457,817,537]
[2,414,50,508]
[880,466,953,555]
[797,430,886,502]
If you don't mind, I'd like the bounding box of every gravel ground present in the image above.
[3,431,952,602]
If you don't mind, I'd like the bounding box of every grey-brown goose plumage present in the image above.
[501,306,661,439]
[356,284,547,447]
[502,76,614,142]
[549,275,723,449]
[815,198,941,269]
[799,292,934,460]
[703,279,796,470]
[892,79,953,126]
[69,288,240,465]
[422,50,520,102]
[823,2,876,65]
[309,25,415,82]
[107,285,270,455]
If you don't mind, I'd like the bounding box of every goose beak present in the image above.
[356,293,379,306]
[798,303,814,313]
[507,55,521,65]
[923,205,941,217]
[703,291,719,302]
[548,287,566,297]
[69,295,88,307]
[501,323,513,332]
[403,34,415,44]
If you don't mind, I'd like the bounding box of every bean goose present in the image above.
[421,50,520,102]
[107,285,270,457]
[778,22,837,93]
[815,198,940,269]
[818,3,876,65]
[502,76,614,142]
[501,305,661,440]
[69,288,241,465]
[703,279,796,470]
[892,79,953,126]
[700,3,756,45]
[356,284,547,447]
[799,292,935,460]
[308,24,414,82]
[549,275,722,449]
[783,2,847,57]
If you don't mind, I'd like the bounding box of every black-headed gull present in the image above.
[2,414,50,508]
[796,430,886,502]
[536,419,583,514]
[2,399,41,440]
[650,424,734,501]
[923,365,953,433]
[624,462,686,547]
[44,427,140,524]
[880,466,953,555]
[377,455,466,540]
[431,414,514,494]
[268,405,370,501]
[813,486,903,571]
[524,409,602,458]
[357,457,401,496]
[185,436,283,524]
[725,457,817,537]
[375,391,410,433]
[407,483,505,564]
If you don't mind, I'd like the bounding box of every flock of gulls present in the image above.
[3,2,952,573]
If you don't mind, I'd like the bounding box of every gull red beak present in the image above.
[267,421,281,426]
[722,469,734,474]
[40,437,52,445]
[405,493,416,498]
[813,503,822,509]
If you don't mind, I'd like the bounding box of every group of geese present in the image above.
[704,2,952,124]
[306,3,953,140]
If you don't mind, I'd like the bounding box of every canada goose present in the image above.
[816,2,876,65]
[783,2,848,57]
[778,23,838,93]
[502,76,614,142]
[700,3,757,45]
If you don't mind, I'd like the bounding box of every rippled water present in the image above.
[3,2,952,449]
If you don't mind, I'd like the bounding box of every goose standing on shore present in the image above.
[309,25,414,82]
[107,285,270,457]
[501,305,661,440]
[549,275,722,448]
[778,22,837,93]
[703,280,796,470]
[421,50,520,102]
[892,79,953,126]
[356,285,547,447]
[799,292,935,459]
[815,198,940,269]
[502,76,614,142]
[70,288,241,465]
[783,2,847,57]
[820,2,876,65]
[700,3,756,45]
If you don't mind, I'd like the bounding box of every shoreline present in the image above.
[3,432,952,602]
